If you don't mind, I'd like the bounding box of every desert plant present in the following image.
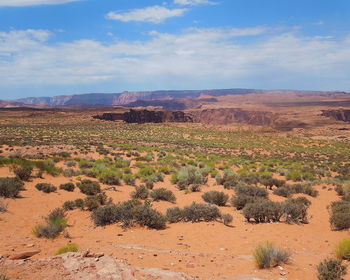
[84,193,109,211]
[235,185,268,198]
[202,191,229,206]
[282,198,309,224]
[0,274,10,280]
[55,243,79,255]
[273,186,292,198]
[230,194,262,210]
[14,166,32,181]
[182,203,221,222]
[63,200,76,211]
[123,173,136,185]
[336,238,350,260]
[330,201,350,231]
[173,166,207,190]
[166,207,184,223]
[317,258,347,280]
[59,182,75,192]
[35,183,57,193]
[33,208,68,239]
[253,242,290,269]
[74,198,84,209]
[77,180,101,195]
[98,170,122,185]
[243,200,283,223]
[221,213,233,226]
[131,185,149,200]
[0,177,24,198]
[150,188,176,203]
[0,198,8,212]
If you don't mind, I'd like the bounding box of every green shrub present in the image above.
[63,200,76,211]
[231,194,262,210]
[98,170,122,185]
[84,193,109,211]
[182,203,221,222]
[123,173,136,185]
[56,243,79,255]
[221,213,233,226]
[336,238,350,260]
[150,188,176,203]
[253,242,290,269]
[131,185,149,200]
[74,198,84,209]
[317,258,347,280]
[14,166,32,181]
[243,200,283,223]
[33,208,67,239]
[235,185,268,198]
[202,191,229,206]
[330,201,350,231]
[273,186,292,197]
[0,177,24,198]
[59,183,75,192]
[282,198,309,224]
[166,207,184,223]
[35,183,57,193]
[77,180,101,195]
[173,166,207,190]
[91,200,166,229]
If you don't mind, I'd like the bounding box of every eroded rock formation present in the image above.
[321,109,350,122]
[93,109,194,123]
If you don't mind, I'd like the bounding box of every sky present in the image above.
[0,0,350,99]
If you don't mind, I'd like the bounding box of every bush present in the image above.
[202,191,229,206]
[0,177,24,198]
[74,198,84,209]
[84,193,109,211]
[98,170,122,185]
[182,203,221,222]
[330,201,350,231]
[253,242,290,269]
[166,207,184,223]
[35,183,57,193]
[63,200,76,211]
[150,188,176,203]
[56,243,79,255]
[14,166,32,181]
[123,173,136,185]
[273,186,292,198]
[59,182,75,192]
[77,180,101,195]
[230,194,262,210]
[0,198,8,212]
[221,213,233,226]
[33,208,67,239]
[91,200,166,229]
[173,166,207,190]
[0,275,10,280]
[336,238,350,260]
[317,258,347,280]
[131,185,149,200]
[282,198,309,224]
[235,185,268,198]
[243,200,283,223]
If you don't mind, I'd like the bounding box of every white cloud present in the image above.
[174,0,217,6]
[1,27,350,91]
[0,0,81,7]
[106,6,187,24]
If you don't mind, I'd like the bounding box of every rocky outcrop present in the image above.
[1,252,196,280]
[190,108,277,126]
[321,109,350,122]
[93,109,194,123]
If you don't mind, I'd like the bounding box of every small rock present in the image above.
[27,244,35,248]
[280,271,287,276]
[186,263,195,268]
[9,250,40,260]
[94,252,104,258]
[278,266,284,271]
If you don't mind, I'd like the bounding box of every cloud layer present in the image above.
[0,0,81,7]
[106,6,187,24]
[0,27,349,91]
[174,0,217,6]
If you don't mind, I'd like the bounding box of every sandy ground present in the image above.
[1,166,350,280]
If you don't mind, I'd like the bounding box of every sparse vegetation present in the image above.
[317,258,347,280]
[336,238,350,260]
[253,242,290,269]
[77,180,101,195]
[35,183,57,193]
[59,182,75,192]
[150,188,176,203]
[14,166,32,181]
[55,243,79,255]
[202,191,229,206]
[33,208,68,239]
[0,177,24,198]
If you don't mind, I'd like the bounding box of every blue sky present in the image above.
[0,0,349,99]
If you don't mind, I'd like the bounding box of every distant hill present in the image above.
[12,89,349,108]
